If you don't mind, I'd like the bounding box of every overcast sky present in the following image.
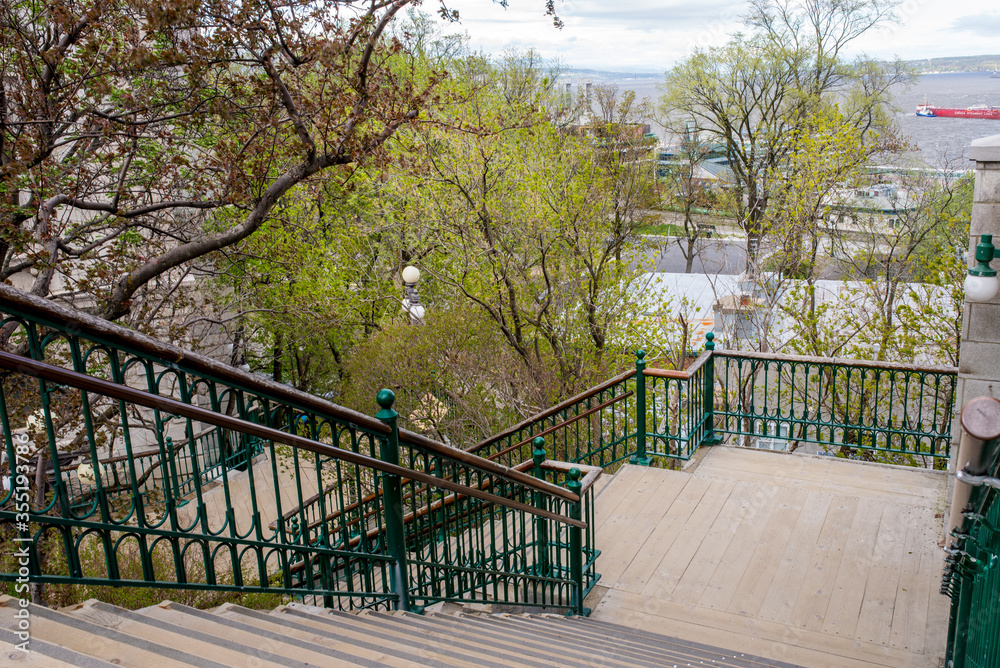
[444,0,1000,72]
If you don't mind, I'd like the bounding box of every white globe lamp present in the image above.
[966,234,999,303]
[966,273,1000,303]
[77,462,96,486]
[402,265,420,284]
[400,265,425,324]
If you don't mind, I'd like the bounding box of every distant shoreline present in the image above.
[561,55,1000,80]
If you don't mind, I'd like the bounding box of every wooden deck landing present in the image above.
[588,447,949,668]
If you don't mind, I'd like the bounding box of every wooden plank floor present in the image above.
[589,447,949,668]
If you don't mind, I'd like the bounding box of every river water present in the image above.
[894,72,1000,163]
[613,72,1000,166]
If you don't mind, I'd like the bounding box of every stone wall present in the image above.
[957,135,1000,415]
[945,135,1000,541]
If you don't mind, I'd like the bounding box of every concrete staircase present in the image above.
[1,596,799,667]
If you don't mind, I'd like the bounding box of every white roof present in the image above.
[631,272,955,360]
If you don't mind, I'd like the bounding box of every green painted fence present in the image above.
[942,397,1000,668]
[473,333,956,472]
[0,282,959,621]
[0,286,595,614]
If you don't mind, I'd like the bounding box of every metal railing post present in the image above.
[952,568,973,668]
[532,437,550,577]
[567,467,585,616]
[630,350,651,465]
[702,332,721,446]
[375,389,411,612]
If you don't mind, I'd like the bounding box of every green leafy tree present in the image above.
[586,84,659,262]
[405,80,656,398]
[660,0,911,270]
[658,123,718,273]
[0,0,559,325]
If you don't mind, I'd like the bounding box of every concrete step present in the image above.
[214,603,460,667]
[63,599,309,667]
[137,600,399,666]
[0,624,115,667]
[0,596,222,667]
[414,611,655,667]
[1,594,802,667]
[276,604,555,668]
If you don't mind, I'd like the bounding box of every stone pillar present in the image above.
[956,135,1000,413]
[944,136,1000,544]
[948,136,1000,482]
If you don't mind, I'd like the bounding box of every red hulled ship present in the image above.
[916,103,1000,119]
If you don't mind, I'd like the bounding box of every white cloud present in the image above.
[444,0,1000,70]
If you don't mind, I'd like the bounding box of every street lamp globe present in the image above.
[965,272,1000,303]
[402,265,420,284]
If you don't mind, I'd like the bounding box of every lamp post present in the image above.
[965,234,1000,303]
[401,265,426,324]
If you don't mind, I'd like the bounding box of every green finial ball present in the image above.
[706,332,714,342]
[532,436,545,449]
[568,467,581,481]
[376,389,395,410]
[636,349,646,360]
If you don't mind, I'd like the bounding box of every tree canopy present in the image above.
[660,0,912,270]
[0,0,559,322]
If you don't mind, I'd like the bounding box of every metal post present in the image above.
[630,350,651,465]
[401,266,426,325]
[952,568,973,668]
[532,437,549,577]
[945,585,959,667]
[567,467,585,616]
[375,389,411,612]
[702,332,722,446]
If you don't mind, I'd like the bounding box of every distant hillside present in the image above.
[563,57,1000,79]
[905,55,1000,73]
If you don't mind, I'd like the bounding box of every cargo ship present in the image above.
[916,103,1000,119]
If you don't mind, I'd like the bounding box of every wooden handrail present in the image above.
[643,350,712,380]
[468,368,636,455]
[643,368,690,379]
[286,457,602,578]
[485,391,634,462]
[713,348,957,374]
[0,284,389,436]
[0,350,586,529]
[512,459,603,496]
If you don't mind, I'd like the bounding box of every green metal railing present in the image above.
[466,368,639,469]
[472,332,956,470]
[641,346,720,462]
[942,397,1000,668]
[714,348,956,462]
[0,281,960,620]
[63,428,265,513]
[0,286,595,614]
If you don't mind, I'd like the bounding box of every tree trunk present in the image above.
[272,331,284,384]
